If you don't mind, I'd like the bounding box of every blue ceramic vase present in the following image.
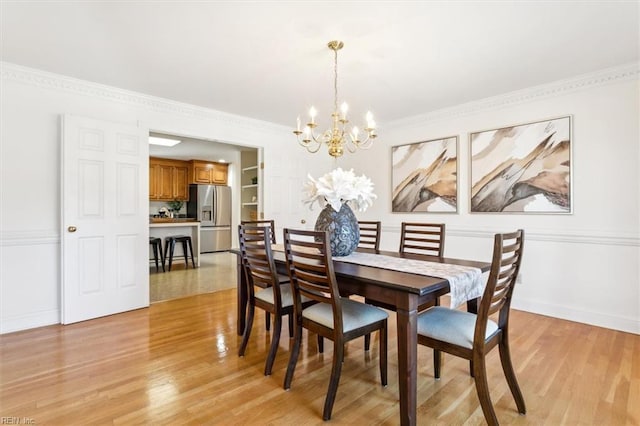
[314,203,360,256]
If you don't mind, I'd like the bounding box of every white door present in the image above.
[61,115,149,324]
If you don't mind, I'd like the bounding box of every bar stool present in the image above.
[164,235,196,271]
[149,237,164,272]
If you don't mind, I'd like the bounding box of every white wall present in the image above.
[0,63,330,333]
[1,61,637,334]
[339,63,640,334]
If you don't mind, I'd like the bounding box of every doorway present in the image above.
[147,131,258,302]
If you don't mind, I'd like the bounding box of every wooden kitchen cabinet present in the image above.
[189,160,228,185]
[173,166,189,199]
[149,157,190,201]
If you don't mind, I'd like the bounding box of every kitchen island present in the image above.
[149,220,200,267]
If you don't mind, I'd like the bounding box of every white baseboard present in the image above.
[511,297,639,335]
[0,309,60,334]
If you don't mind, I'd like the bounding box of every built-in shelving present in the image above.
[240,151,261,221]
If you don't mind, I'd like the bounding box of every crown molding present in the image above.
[3,61,637,136]
[386,62,640,129]
[0,61,289,136]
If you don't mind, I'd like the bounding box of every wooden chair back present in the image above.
[283,228,343,331]
[399,222,445,257]
[475,229,524,343]
[358,221,381,251]
[238,224,282,307]
[241,219,276,244]
[283,228,388,421]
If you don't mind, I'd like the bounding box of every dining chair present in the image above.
[400,221,447,310]
[237,224,300,376]
[357,220,381,251]
[283,228,388,421]
[240,219,279,332]
[416,229,526,425]
[399,222,446,312]
[399,222,445,257]
[241,219,276,244]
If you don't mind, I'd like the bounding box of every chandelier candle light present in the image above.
[294,40,377,158]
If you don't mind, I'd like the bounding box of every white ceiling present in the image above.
[147,132,249,162]
[2,1,638,130]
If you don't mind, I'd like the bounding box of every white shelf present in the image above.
[241,184,258,190]
[242,165,258,173]
[242,202,258,207]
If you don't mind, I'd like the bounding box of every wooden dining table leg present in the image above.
[396,296,419,426]
[236,254,247,336]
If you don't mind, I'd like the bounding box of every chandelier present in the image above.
[293,40,377,158]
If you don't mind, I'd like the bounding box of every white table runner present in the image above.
[274,244,484,308]
[333,252,484,308]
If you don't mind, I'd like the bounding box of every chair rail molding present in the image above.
[381,225,639,247]
[0,229,60,246]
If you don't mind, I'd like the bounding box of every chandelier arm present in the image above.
[353,134,375,150]
[345,140,358,153]
[297,136,323,153]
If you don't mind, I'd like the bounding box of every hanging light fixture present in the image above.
[293,40,377,158]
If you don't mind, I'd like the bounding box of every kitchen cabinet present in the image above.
[149,157,189,201]
[173,166,189,199]
[189,160,228,185]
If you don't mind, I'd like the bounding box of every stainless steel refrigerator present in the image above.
[187,184,232,252]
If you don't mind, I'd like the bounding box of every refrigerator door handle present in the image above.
[212,187,217,226]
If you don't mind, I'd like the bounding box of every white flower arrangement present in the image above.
[303,168,377,213]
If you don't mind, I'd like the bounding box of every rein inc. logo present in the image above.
[1,418,35,425]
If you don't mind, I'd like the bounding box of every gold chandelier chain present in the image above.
[333,47,339,113]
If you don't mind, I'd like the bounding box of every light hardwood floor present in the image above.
[1,260,638,425]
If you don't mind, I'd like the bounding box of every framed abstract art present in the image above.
[391,136,458,213]
[470,116,572,213]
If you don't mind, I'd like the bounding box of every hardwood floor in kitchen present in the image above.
[1,260,638,424]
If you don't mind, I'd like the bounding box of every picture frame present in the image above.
[391,136,458,213]
[469,116,572,213]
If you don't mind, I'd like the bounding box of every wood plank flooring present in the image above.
[2,266,639,425]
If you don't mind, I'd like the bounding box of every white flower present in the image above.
[303,168,377,212]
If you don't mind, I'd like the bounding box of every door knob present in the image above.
[67,226,77,233]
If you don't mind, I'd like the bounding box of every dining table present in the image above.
[233,247,491,426]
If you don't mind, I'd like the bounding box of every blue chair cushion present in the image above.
[302,298,388,332]
[256,284,293,307]
[417,306,498,349]
[255,285,310,307]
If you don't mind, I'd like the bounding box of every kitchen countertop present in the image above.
[149,218,198,224]
[150,221,200,228]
